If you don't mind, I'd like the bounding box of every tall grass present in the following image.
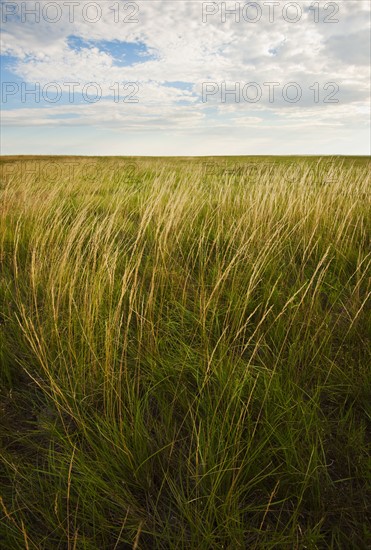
[1,156,370,548]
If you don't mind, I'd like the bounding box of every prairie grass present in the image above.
[0,156,370,549]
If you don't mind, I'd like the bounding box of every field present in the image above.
[0,156,370,549]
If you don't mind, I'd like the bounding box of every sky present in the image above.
[0,0,370,156]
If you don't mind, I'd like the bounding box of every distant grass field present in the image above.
[0,156,370,549]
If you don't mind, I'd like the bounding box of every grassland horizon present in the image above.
[1,155,370,549]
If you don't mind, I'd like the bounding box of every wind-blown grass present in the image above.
[0,156,370,549]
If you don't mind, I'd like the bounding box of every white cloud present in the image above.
[1,0,370,154]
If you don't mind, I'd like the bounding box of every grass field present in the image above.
[0,156,370,549]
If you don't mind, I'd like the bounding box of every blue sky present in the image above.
[66,36,157,66]
[1,0,370,155]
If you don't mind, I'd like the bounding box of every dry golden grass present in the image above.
[0,156,370,548]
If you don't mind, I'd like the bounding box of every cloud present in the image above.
[325,30,371,66]
[0,0,370,154]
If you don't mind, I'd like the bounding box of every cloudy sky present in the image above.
[1,0,370,155]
